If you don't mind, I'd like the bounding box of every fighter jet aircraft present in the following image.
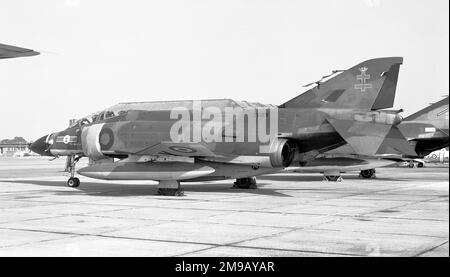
[398,96,449,156]
[30,57,406,195]
[289,96,449,179]
[423,148,449,164]
[390,96,449,168]
[0,43,39,59]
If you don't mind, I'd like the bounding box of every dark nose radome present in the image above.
[29,135,52,156]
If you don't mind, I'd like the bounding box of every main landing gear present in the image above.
[157,180,184,196]
[323,175,343,182]
[408,161,424,168]
[233,177,257,189]
[323,170,342,182]
[67,155,81,188]
[359,169,376,179]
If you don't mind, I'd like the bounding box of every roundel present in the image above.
[168,146,196,154]
[431,154,438,159]
[99,127,114,150]
[63,135,70,145]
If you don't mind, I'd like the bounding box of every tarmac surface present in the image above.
[0,157,448,257]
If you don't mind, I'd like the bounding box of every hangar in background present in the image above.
[0,137,30,156]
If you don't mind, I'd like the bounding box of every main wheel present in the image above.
[417,162,424,168]
[234,177,257,189]
[67,177,80,188]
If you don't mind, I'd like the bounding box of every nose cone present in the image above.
[29,135,52,156]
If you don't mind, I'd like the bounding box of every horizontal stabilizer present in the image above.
[328,118,392,156]
[377,127,417,156]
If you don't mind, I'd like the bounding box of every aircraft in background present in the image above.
[0,43,39,157]
[397,96,449,167]
[423,148,449,164]
[0,43,39,59]
[401,147,449,168]
[30,57,409,195]
[289,96,449,179]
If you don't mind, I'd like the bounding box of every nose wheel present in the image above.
[67,155,82,188]
[67,177,80,188]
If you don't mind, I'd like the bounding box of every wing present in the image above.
[0,43,40,59]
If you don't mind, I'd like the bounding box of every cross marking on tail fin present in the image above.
[354,67,373,92]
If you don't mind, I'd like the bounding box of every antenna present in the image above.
[302,69,344,89]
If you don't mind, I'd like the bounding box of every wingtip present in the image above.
[0,43,40,59]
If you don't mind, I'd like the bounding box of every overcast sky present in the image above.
[1,0,448,141]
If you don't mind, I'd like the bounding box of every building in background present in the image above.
[0,137,31,157]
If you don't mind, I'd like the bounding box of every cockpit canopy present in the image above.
[69,105,131,128]
[69,99,276,128]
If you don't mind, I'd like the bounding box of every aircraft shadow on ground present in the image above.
[258,174,408,182]
[4,180,293,197]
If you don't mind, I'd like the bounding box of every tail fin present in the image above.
[280,57,403,110]
[404,97,449,122]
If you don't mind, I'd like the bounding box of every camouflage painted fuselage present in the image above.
[41,99,401,165]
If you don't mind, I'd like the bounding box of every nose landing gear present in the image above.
[66,155,82,188]
[67,177,80,188]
